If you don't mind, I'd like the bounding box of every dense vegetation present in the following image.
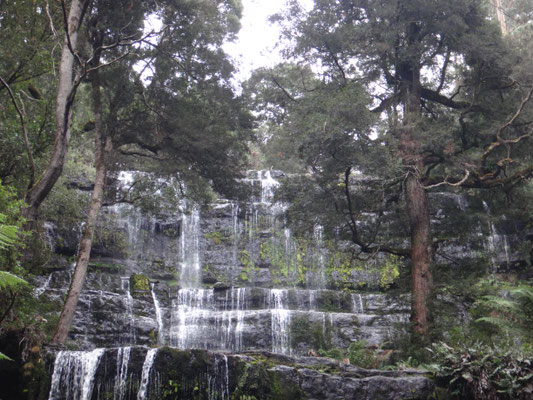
[1,0,533,398]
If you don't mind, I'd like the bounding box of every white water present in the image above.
[352,293,365,313]
[179,208,201,287]
[48,348,105,400]
[270,289,291,354]
[209,353,230,400]
[33,273,53,297]
[151,283,164,344]
[121,277,136,343]
[113,347,131,400]
[137,348,158,400]
[483,201,511,269]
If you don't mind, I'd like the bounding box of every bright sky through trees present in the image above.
[223,0,313,81]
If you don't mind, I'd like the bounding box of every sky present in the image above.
[223,0,313,82]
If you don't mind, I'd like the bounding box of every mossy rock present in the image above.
[130,274,150,298]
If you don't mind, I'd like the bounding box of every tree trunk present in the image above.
[50,69,111,344]
[492,0,509,36]
[405,171,433,334]
[398,24,434,336]
[23,0,86,223]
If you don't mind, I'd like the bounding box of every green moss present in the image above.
[88,261,125,273]
[130,273,150,298]
[205,231,229,245]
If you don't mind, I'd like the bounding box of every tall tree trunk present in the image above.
[23,0,86,223]
[398,26,434,335]
[50,69,111,344]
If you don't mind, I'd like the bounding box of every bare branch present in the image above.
[85,52,131,74]
[45,0,58,36]
[424,169,470,189]
[271,75,298,103]
[481,86,533,164]
[0,75,35,191]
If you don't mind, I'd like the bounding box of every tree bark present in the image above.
[50,68,111,344]
[398,22,434,336]
[405,171,433,334]
[492,0,509,36]
[22,0,86,223]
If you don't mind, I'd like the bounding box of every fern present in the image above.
[0,224,17,249]
[0,271,27,290]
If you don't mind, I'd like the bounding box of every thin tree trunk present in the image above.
[493,0,509,36]
[51,69,111,344]
[23,0,86,223]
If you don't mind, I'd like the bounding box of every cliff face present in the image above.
[47,346,434,400]
[35,170,529,399]
[37,171,414,353]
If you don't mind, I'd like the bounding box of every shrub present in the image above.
[430,341,533,399]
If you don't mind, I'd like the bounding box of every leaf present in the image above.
[0,352,13,361]
[0,224,18,249]
[0,271,27,290]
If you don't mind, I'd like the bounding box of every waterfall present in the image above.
[270,289,291,354]
[351,293,365,313]
[150,283,164,344]
[113,347,131,400]
[483,201,511,269]
[179,208,201,288]
[121,277,136,343]
[209,353,230,400]
[48,349,105,400]
[137,348,158,400]
[33,273,53,297]
[220,287,247,351]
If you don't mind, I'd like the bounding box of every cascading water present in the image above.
[179,208,201,287]
[45,170,402,399]
[150,283,164,344]
[113,346,131,400]
[269,289,291,354]
[137,348,158,400]
[121,277,136,343]
[483,201,512,270]
[48,349,105,400]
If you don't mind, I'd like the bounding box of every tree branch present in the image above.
[0,75,35,191]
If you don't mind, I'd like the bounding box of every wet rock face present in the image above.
[46,347,435,400]
[36,170,529,355]
[36,170,414,354]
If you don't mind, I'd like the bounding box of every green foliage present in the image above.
[0,271,28,290]
[378,255,401,291]
[431,341,533,399]
[471,283,533,345]
[317,340,379,369]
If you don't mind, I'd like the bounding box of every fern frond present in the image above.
[0,223,18,249]
[481,295,520,312]
[511,288,533,302]
[0,271,27,290]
